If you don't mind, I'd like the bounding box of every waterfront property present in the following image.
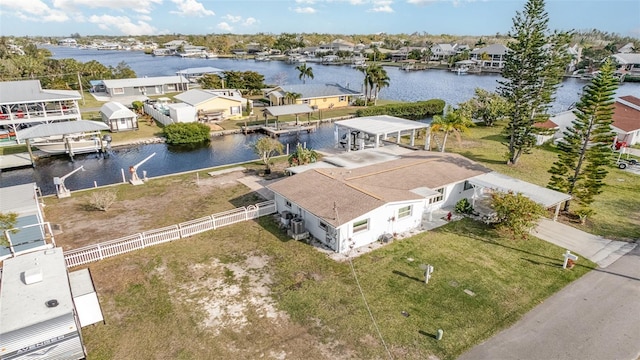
[174,89,244,122]
[545,95,640,146]
[612,53,640,79]
[264,83,362,109]
[100,101,139,132]
[175,66,223,83]
[268,150,572,253]
[334,115,429,151]
[470,44,509,70]
[0,80,82,143]
[16,120,109,159]
[93,76,190,100]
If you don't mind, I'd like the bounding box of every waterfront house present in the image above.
[316,39,355,54]
[268,150,570,253]
[612,53,640,78]
[470,44,509,69]
[547,95,640,146]
[430,43,457,61]
[174,89,244,122]
[98,76,189,100]
[100,102,139,132]
[0,80,82,143]
[264,83,362,109]
[57,38,77,47]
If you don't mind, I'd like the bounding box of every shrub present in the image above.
[88,191,117,211]
[454,198,474,215]
[355,99,446,119]
[163,123,211,145]
[491,191,546,239]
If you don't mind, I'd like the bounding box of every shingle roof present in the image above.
[0,80,81,104]
[268,151,490,227]
[613,96,640,132]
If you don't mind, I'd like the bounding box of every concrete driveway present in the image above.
[531,219,637,268]
[458,244,640,360]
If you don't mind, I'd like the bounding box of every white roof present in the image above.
[17,120,109,139]
[100,102,136,119]
[612,53,640,65]
[0,248,75,333]
[265,104,314,117]
[468,172,571,208]
[0,183,38,216]
[101,76,188,89]
[335,115,428,136]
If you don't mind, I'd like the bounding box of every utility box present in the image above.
[291,218,305,235]
[168,103,197,123]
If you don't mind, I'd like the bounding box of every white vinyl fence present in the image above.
[63,200,276,268]
[143,103,174,126]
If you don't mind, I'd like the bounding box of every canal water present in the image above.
[2,46,640,195]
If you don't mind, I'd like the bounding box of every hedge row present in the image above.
[163,122,212,145]
[355,99,446,119]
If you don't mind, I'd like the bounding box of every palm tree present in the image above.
[430,106,474,152]
[284,92,301,105]
[359,66,371,105]
[366,64,390,106]
[296,63,314,84]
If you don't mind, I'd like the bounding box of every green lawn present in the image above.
[81,212,593,359]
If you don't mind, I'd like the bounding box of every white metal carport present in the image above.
[334,115,429,152]
[468,172,572,221]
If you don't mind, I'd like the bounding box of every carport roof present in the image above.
[468,172,571,208]
[335,115,428,136]
[265,104,314,117]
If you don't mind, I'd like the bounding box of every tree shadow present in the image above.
[418,330,437,339]
[458,150,506,165]
[392,270,424,283]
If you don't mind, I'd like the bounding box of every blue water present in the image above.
[2,46,640,195]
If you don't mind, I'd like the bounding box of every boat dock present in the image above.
[261,124,317,137]
[0,153,33,170]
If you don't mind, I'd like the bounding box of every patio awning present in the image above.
[335,115,428,136]
[468,172,571,208]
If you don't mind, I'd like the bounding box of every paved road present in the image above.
[458,245,640,360]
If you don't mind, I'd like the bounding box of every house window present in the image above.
[285,200,292,208]
[319,221,328,231]
[398,205,412,219]
[230,106,240,114]
[463,181,474,191]
[339,96,346,102]
[429,188,445,204]
[302,99,310,104]
[120,119,126,125]
[352,219,369,233]
[113,88,124,95]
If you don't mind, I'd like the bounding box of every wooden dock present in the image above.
[260,124,317,137]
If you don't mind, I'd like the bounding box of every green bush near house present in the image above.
[355,99,446,119]
[163,122,211,145]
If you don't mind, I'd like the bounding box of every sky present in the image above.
[0,0,638,38]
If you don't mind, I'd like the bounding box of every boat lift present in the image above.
[54,166,85,198]
[129,152,156,185]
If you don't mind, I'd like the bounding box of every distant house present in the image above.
[100,102,138,132]
[57,38,77,46]
[0,80,82,143]
[317,39,355,54]
[470,44,509,69]
[430,43,457,61]
[264,83,362,109]
[174,89,244,122]
[268,150,570,253]
[612,53,640,77]
[98,76,189,99]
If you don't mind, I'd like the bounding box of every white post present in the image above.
[94,181,97,188]
[562,250,578,269]
[425,264,434,284]
[121,168,126,183]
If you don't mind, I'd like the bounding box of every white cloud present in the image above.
[224,14,242,23]
[3,0,69,22]
[369,0,393,12]
[294,6,317,14]
[295,0,315,3]
[243,17,257,26]
[88,14,158,35]
[170,0,215,17]
[53,0,162,14]
[137,14,152,22]
[217,22,233,32]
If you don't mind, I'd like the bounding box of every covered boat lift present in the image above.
[262,104,316,136]
[467,171,572,221]
[334,115,430,152]
[16,120,110,164]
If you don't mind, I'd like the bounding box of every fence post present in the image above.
[139,233,145,248]
[97,243,104,260]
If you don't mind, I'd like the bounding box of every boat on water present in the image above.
[33,136,104,155]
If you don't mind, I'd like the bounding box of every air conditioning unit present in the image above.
[281,211,293,226]
[291,218,305,235]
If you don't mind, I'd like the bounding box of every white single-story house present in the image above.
[268,150,570,253]
[100,102,138,132]
[97,76,189,99]
[264,83,362,109]
[173,89,245,122]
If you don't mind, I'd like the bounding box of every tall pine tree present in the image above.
[498,0,571,165]
[547,59,618,212]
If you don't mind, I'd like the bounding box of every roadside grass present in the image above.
[80,210,594,360]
